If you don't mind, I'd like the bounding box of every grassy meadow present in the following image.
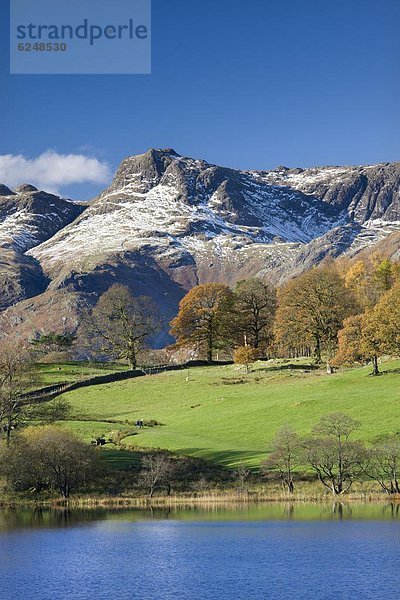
[34,361,129,386]
[38,359,400,471]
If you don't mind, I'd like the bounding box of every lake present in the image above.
[0,503,399,600]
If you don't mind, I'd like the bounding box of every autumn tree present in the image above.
[334,312,382,375]
[275,266,355,371]
[372,282,400,355]
[334,315,365,366]
[262,424,302,493]
[344,260,374,309]
[344,256,399,309]
[233,345,258,373]
[85,285,161,370]
[304,413,364,495]
[233,278,276,351]
[337,282,400,374]
[170,283,234,363]
[359,310,384,375]
[336,282,400,376]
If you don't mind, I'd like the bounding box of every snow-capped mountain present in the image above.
[0,184,84,310]
[1,149,399,341]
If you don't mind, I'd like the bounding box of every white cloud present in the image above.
[0,150,111,195]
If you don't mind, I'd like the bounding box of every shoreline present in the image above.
[2,490,400,510]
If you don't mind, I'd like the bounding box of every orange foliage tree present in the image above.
[170,283,234,363]
[334,313,382,375]
[334,281,400,375]
[275,266,355,371]
[233,345,258,373]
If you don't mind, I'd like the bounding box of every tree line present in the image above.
[264,412,400,496]
[0,425,228,499]
[171,255,400,373]
[8,253,399,374]
[1,411,399,499]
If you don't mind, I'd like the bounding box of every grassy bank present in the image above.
[1,480,399,510]
[35,361,129,386]
[49,358,400,470]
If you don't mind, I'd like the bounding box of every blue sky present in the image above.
[0,0,399,199]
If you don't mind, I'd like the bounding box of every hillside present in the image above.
[1,149,400,342]
[53,360,400,469]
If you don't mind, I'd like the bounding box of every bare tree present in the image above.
[0,434,48,493]
[139,452,177,497]
[0,341,69,445]
[234,278,276,350]
[364,436,400,494]
[233,463,251,493]
[262,424,302,493]
[0,342,36,445]
[84,285,162,370]
[305,413,364,494]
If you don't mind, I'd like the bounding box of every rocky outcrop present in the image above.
[1,149,399,343]
[263,162,400,222]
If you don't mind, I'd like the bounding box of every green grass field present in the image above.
[46,359,400,470]
[35,361,129,386]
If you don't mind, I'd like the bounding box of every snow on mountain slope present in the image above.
[28,150,400,290]
[0,184,85,308]
[260,162,400,222]
[1,149,400,342]
[0,184,85,253]
[29,149,344,278]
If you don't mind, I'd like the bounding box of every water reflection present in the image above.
[0,507,103,532]
[0,501,399,532]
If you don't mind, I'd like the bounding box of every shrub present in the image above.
[0,425,102,498]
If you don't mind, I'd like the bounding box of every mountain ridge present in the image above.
[1,148,399,342]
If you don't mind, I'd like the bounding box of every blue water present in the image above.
[0,507,399,600]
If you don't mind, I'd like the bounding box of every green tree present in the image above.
[31,331,75,357]
[373,258,394,294]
